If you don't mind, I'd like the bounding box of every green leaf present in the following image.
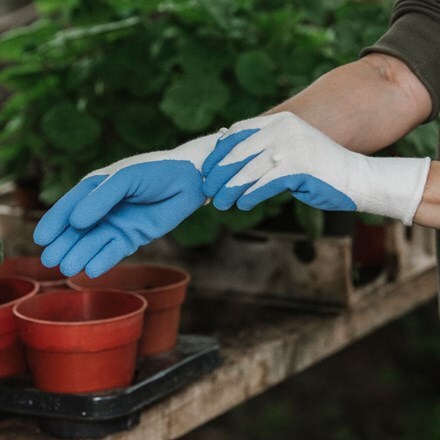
[0,143,22,161]
[0,20,57,61]
[39,171,76,205]
[235,50,276,96]
[172,205,221,247]
[177,40,228,76]
[161,74,229,132]
[36,0,81,15]
[220,92,265,123]
[219,205,266,232]
[0,64,45,88]
[40,17,141,51]
[294,201,324,240]
[41,102,100,151]
[115,103,171,150]
[97,37,166,97]
[396,122,439,159]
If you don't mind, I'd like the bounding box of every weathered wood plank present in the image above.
[0,265,437,440]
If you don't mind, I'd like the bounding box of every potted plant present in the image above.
[0,0,394,246]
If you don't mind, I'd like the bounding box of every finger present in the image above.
[202,129,259,176]
[212,152,274,210]
[69,172,130,229]
[213,181,255,211]
[33,176,104,246]
[203,151,260,198]
[59,226,115,277]
[85,239,132,278]
[41,226,88,268]
[237,173,298,211]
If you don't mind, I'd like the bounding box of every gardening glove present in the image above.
[202,112,431,225]
[33,131,224,278]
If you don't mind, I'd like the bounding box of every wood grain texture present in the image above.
[0,265,437,440]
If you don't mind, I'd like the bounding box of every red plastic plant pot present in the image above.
[0,257,66,292]
[13,289,147,394]
[0,277,39,378]
[68,265,190,357]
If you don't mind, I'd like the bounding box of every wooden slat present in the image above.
[0,266,437,440]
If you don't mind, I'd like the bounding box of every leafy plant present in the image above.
[0,0,435,245]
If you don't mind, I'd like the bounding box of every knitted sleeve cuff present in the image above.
[360,9,440,122]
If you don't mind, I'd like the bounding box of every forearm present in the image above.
[266,53,432,154]
[265,52,440,228]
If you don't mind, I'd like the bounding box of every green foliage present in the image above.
[294,201,324,239]
[0,0,433,245]
[161,74,229,132]
[395,122,439,159]
[41,102,100,151]
[235,50,276,97]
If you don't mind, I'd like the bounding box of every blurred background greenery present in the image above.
[0,0,438,245]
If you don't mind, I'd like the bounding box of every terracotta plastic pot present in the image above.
[0,257,66,292]
[352,220,386,269]
[68,265,190,356]
[14,289,147,394]
[0,277,39,378]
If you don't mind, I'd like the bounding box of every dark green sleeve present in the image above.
[360,0,440,122]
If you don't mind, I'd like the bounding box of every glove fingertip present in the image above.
[34,215,62,246]
[236,198,254,211]
[33,228,51,247]
[213,197,232,211]
[59,261,80,278]
[69,207,95,230]
[41,249,61,269]
[85,264,106,279]
[202,179,217,198]
[202,154,217,177]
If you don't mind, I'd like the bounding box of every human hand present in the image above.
[34,132,223,278]
[202,112,431,225]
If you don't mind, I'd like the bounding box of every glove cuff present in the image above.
[354,156,431,225]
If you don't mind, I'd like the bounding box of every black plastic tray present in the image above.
[0,335,221,439]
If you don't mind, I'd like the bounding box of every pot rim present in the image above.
[0,256,66,282]
[0,276,39,308]
[67,263,191,294]
[13,288,147,327]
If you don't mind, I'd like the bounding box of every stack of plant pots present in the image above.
[0,259,190,394]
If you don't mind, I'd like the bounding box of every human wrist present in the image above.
[413,161,440,228]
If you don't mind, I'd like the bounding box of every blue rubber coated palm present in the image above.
[34,161,205,278]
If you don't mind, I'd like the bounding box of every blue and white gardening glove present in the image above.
[34,131,224,278]
[202,112,431,225]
